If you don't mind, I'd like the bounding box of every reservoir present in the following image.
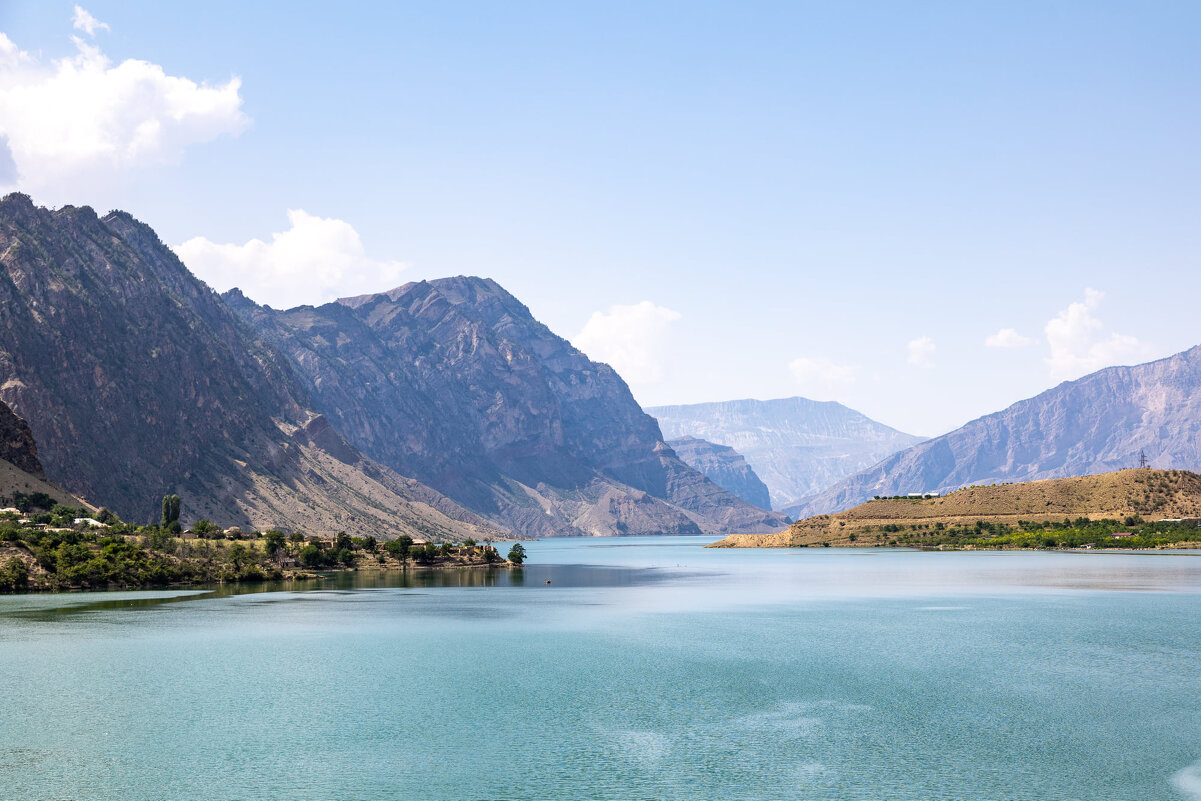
[2,537,1200,800]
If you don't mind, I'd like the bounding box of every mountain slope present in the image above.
[792,346,1201,517]
[667,436,773,510]
[0,194,501,540]
[648,397,924,509]
[0,398,88,510]
[229,277,789,537]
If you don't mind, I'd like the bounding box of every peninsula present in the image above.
[708,469,1201,550]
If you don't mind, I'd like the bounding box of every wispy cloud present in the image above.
[71,6,110,36]
[907,336,936,369]
[174,210,406,309]
[788,356,857,396]
[985,328,1034,348]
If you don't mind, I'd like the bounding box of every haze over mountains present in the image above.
[665,436,774,511]
[649,397,924,510]
[793,345,1201,517]
[0,195,785,539]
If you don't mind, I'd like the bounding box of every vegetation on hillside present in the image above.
[0,495,516,593]
[711,469,1201,550]
[814,516,1201,550]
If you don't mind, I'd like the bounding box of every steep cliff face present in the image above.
[667,436,773,511]
[0,399,42,477]
[231,277,788,537]
[649,397,924,509]
[792,346,1201,517]
[0,195,501,540]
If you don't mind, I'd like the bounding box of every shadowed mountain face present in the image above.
[229,277,789,537]
[667,436,774,511]
[0,399,42,477]
[0,195,502,540]
[648,397,924,509]
[791,346,1201,517]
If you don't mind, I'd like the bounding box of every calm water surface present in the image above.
[2,538,1201,800]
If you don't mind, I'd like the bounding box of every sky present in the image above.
[0,1,1198,436]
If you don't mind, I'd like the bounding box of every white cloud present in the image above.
[1044,289,1153,380]
[907,336,936,369]
[72,6,110,36]
[788,356,857,397]
[0,21,246,196]
[174,210,407,310]
[573,301,682,384]
[985,328,1034,348]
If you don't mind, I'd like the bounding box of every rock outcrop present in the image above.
[0,399,42,477]
[791,345,1201,517]
[0,194,503,540]
[229,277,789,537]
[649,397,924,509]
[667,436,773,510]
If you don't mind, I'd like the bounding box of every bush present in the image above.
[506,543,526,565]
[0,557,29,591]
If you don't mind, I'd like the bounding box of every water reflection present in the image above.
[0,562,687,621]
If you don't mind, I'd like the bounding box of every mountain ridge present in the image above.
[666,436,774,510]
[0,194,504,540]
[649,396,924,509]
[229,276,789,538]
[790,345,1201,517]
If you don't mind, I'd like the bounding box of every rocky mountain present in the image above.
[0,398,84,510]
[0,398,42,477]
[791,345,1201,517]
[0,194,503,541]
[228,277,789,538]
[667,436,773,510]
[648,397,924,510]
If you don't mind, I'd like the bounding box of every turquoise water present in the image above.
[2,538,1201,800]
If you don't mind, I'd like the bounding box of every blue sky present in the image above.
[1,1,1198,436]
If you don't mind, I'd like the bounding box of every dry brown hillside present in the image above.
[0,459,93,512]
[710,469,1201,548]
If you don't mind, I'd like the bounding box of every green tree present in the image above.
[263,529,286,558]
[227,543,250,572]
[334,532,353,552]
[506,543,526,565]
[161,494,181,526]
[298,544,328,568]
[192,519,221,538]
[385,535,413,563]
[0,556,29,591]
